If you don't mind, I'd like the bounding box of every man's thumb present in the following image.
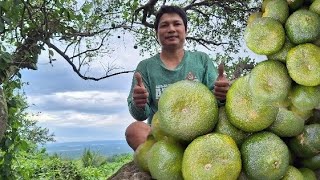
[218,62,225,78]
[135,72,144,87]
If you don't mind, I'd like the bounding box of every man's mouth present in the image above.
[165,36,178,40]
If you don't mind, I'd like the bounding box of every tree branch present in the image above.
[45,40,134,81]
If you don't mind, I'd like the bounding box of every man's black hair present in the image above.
[154,5,188,32]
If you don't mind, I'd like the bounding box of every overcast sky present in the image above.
[21,34,144,143]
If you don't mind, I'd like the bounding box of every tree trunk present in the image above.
[0,87,8,141]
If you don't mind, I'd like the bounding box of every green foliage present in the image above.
[0,78,55,179]
[81,148,108,168]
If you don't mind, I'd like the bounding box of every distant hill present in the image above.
[44,140,133,159]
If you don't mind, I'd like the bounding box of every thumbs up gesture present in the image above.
[214,62,230,101]
[133,72,149,108]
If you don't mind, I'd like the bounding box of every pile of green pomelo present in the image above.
[134,0,320,179]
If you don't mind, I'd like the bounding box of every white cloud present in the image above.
[27,90,129,113]
[28,110,133,128]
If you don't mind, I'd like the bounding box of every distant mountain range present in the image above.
[43,140,133,159]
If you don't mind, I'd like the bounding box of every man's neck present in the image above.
[160,48,185,70]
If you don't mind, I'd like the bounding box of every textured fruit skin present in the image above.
[310,0,320,15]
[262,0,289,24]
[286,43,320,86]
[299,168,317,180]
[151,112,168,141]
[134,136,156,172]
[268,107,304,137]
[289,124,320,158]
[267,38,295,62]
[244,17,285,55]
[289,85,320,111]
[241,131,290,180]
[182,133,241,180]
[287,0,305,10]
[215,107,249,146]
[226,76,278,132]
[147,138,184,180]
[301,154,320,170]
[158,80,218,142]
[281,166,304,180]
[249,60,292,104]
[285,9,320,44]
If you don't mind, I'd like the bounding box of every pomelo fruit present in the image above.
[182,133,241,180]
[158,80,218,142]
[241,131,290,180]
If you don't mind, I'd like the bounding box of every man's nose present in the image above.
[167,24,175,32]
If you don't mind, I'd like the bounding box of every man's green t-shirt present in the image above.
[127,50,218,124]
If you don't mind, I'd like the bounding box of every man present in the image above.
[126,5,230,150]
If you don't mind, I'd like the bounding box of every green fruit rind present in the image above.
[267,37,295,62]
[301,154,320,170]
[241,132,290,180]
[289,124,320,158]
[182,133,241,180]
[244,17,285,55]
[286,43,320,86]
[299,168,317,180]
[290,85,320,111]
[281,166,304,180]
[215,107,249,146]
[285,9,320,44]
[310,0,320,15]
[269,107,304,137]
[148,139,184,180]
[249,60,292,103]
[134,135,156,172]
[262,0,289,24]
[226,76,278,132]
[158,80,218,142]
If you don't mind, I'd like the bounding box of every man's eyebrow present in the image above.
[159,20,183,24]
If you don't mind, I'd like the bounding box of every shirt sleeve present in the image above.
[202,53,218,91]
[127,62,152,121]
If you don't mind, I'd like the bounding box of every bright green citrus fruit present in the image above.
[289,85,320,111]
[147,138,184,180]
[134,135,156,172]
[215,107,249,146]
[241,131,290,180]
[289,124,320,158]
[182,133,241,180]
[249,60,292,104]
[299,168,317,180]
[244,17,285,55]
[267,37,295,62]
[150,112,168,141]
[286,43,320,86]
[247,12,262,25]
[269,107,304,137]
[262,0,289,24]
[158,80,218,142]
[285,9,320,44]
[290,105,314,120]
[281,166,304,180]
[310,0,320,15]
[226,75,278,132]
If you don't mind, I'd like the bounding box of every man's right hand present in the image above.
[133,72,149,108]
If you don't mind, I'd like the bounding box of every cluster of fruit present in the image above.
[134,0,320,179]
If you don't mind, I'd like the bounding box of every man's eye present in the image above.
[160,24,168,27]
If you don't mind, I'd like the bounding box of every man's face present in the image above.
[157,13,186,49]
